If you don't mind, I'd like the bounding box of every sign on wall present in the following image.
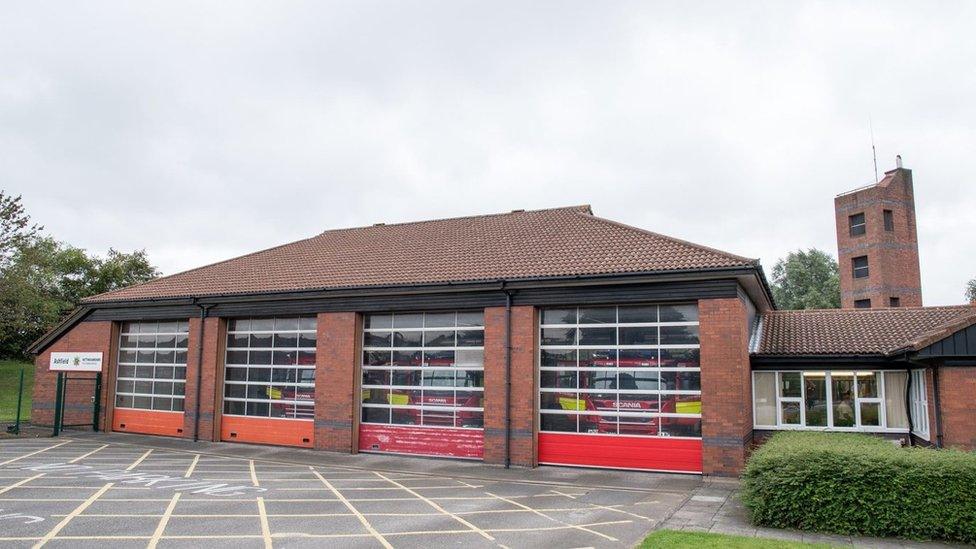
[50,352,103,372]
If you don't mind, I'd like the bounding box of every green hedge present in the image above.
[742,432,976,543]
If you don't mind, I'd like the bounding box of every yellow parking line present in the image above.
[69,444,109,464]
[374,471,495,541]
[0,441,70,467]
[256,497,273,548]
[0,474,44,495]
[311,468,393,549]
[249,460,259,487]
[184,454,200,478]
[32,483,114,548]
[484,491,619,542]
[126,450,153,471]
[147,493,180,549]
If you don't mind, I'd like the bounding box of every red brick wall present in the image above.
[937,366,976,450]
[32,321,115,429]
[314,312,360,453]
[183,316,222,441]
[835,168,922,308]
[699,297,752,476]
[484,305,538,466]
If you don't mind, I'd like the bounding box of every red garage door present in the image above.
[359,311,485,459]
[220,316,317,448]
[113,321,189,438]
[538,305,703,473]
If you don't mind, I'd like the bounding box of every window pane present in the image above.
[857,372,879,398]
[619,349,657,368]
[753,372,776,426]
[393,331,423,347]
[804,373,828,427]
[659,305,698,323]
[456,311,484,327]
[781,401,801,425]
[542,308,576,325]
[540,413,577,433]
[393,313,423,328]
[860,402,881,427]
[884,371,909,428]
[541,349,576,367]
[619,326,657,345]
[541,328,576,346]
[831,373,855,428]
[578,307,615,324]
[364,314,392,330]
[363,332,392,347]
[424,330,455,347]
[660,326,699,345]
[456,330,484,347]
[617,306,656,324]
[424,312,455,327]
[660,416,700,437]
[579,349,616,368]
[779,372,802,398]
[661,349,699,368]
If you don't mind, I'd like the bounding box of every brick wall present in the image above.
[314,312,360,453]
[31,321,115,429]
[835,167,922,308]
[483,305,537,467]
[937,366,976,450]
[183,316,222,441]
[699,297,752,476]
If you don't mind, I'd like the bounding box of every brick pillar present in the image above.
[484,305,538,467]
[936,366,976,450]
[314,312,360,453]
[184,316,222,441]
[31,321,115,429]
[699,297,753,476]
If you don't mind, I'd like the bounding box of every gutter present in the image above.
[193,301,215,442]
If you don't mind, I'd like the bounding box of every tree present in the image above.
[967,278,976,303]
[0,191,42,267]
[770,248,841,310]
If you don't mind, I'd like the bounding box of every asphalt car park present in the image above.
[0,433,700,548]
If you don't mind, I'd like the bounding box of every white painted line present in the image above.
[68,444,109,464]
[126,450,153,471]
[256,497,273,549]
[310,468,393,549]
[0,474,45,495]
[184,454,200,478]
[484,491,619,542]
[373,471,495,542]
[32,482,114,548]
[0,441,70,467]
[147,493,180,549]
[690,495,726,503]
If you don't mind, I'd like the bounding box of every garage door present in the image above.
[221,316,316,448]
[359,311,485,459]
[113,320,189,437]
[538,305,703,473]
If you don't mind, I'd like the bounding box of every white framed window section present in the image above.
[910,369,929,440]
[116,320,190,412]
[223,316,317,420]
[361,311,485,429]
[752,370,909,432]
[539,304,702,439]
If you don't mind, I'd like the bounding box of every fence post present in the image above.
[12,368,24,435]
[53,372,64,437]
[92,372,102,432]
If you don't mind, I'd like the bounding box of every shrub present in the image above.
[742,432,976,543]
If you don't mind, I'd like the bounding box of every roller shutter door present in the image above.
[220,316,316,448]
[538,305,703,473]
[359,311,485,459]
[113,320,189,437]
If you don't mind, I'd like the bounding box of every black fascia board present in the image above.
[750,354,904,369]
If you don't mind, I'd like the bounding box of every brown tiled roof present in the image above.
[753,305,976,356]
[84,205,755,303]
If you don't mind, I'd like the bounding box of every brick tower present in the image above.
[834,157,922,308]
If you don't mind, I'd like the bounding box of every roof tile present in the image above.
[85,205,754,302]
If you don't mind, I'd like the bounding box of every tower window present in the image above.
[889,297,900,307]
[852,256,869,279]
[884,209,894,231]
[854,299,871,309]
[849,213,866,236]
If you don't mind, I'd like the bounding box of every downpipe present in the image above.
[504,289,512,469]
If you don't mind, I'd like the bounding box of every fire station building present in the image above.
[28,189,976,475]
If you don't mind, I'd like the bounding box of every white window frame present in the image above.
[910,369,930,441]
[752,370,909,433]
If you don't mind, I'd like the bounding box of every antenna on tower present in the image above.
[869,116,879,183]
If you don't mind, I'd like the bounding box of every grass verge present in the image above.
[0,359,34,423]
[639,529,832,548]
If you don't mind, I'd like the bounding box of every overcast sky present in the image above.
[2,2,973,305]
